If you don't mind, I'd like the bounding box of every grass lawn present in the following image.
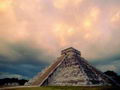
[3,86,119,90]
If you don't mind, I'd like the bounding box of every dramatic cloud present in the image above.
[96,60,120,73]
[0,0,120,78]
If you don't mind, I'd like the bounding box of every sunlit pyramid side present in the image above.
[25,47,119,86]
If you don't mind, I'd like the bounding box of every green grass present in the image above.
[5,86,119,90]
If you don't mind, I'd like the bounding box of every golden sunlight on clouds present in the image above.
[53,0,82,9]
[53,23,75,36]
[111,11,120,23]
[53,0,68,9]
[84,33,91,39]
[84,31,101,41]
[83,18,92,29]
[90,7,100,21]
[0,0,12,12]
[83,7,100,29]
[53,23,75,47]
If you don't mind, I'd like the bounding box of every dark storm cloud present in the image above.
[0,42,52,78]
[0,63,48,78]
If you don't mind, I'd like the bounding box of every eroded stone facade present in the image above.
[26,47,119,86]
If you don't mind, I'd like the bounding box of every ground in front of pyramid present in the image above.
[25,47,119,86]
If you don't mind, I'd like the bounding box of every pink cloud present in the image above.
[0,0,120,62]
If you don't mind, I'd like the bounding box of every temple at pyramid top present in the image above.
[61,47,81,56]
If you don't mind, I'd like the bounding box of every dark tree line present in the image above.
[0,78,28,86]
[104,71,120,84]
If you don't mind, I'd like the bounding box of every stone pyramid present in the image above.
[26,47,119,86]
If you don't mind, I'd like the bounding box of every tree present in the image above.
[104,71,120,84]
[0,78,28,86]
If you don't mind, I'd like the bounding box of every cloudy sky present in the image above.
[0,0,120,79]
